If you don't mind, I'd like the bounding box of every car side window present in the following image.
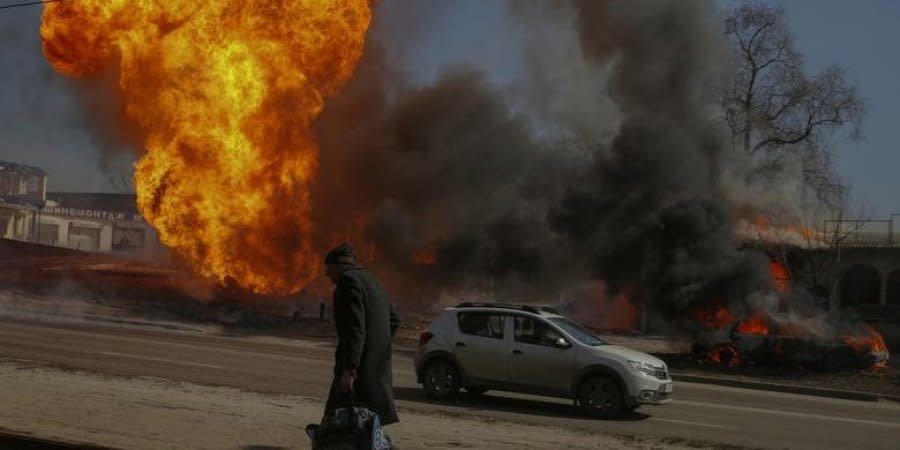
[457,312,505,339]
[514,316,565,347]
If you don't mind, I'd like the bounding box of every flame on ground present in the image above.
[691,259,889,370]
[40,1,373,295]
[841,325,889,371]
[694,302,890,371]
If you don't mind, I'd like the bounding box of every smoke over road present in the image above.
[312,0,775,320]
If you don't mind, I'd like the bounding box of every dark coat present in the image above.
[325,266,400,424]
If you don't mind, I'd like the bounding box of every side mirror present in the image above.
[555,337,571,349]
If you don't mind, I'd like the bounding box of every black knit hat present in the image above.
[324,242,357,266]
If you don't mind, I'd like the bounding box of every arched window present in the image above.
[885,269,900,306]
[840,265,881,308]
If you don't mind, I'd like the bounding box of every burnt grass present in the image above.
[657,352,900,397]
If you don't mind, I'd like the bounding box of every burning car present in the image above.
[692,313,890,371]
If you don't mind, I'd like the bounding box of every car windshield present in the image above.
[549,318,607,346]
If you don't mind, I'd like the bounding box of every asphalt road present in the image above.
[0,319,897,450]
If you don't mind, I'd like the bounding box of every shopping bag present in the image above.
[306,405,392,450]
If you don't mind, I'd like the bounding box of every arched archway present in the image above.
[886,269,900,306]
[840,264,881,308]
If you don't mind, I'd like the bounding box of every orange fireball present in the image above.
[41,1,373,294]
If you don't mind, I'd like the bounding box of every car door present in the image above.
[508,315,576,392]
[453,311,510,383]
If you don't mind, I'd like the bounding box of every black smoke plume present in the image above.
[312,0,772,318]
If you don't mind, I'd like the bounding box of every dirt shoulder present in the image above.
[0,360,740,450]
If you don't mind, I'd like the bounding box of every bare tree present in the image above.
[723,2,866,208]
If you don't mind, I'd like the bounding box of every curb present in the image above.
[670,373,900,402]
[0,429,119,449]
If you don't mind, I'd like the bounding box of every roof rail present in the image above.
[536,306,560,315]
[455,302,559,315]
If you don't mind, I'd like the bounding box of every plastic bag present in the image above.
[306,405,392,450]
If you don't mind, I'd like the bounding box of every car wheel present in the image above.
[422,360,460,400]
[464,387,489,396]
[709,344,740,368]
[575,375,623,419]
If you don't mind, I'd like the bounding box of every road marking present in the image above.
[0,324,312,362]
[652,418,731,429]
[677,399,900,429]
[96,351,224,370]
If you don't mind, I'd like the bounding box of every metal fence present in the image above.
[823,214,900,248]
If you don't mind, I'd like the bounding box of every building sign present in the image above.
[43,206,139,222]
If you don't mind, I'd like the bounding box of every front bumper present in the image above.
[628,375,673,406]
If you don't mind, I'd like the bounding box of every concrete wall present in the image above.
[831,247,900,308]
[828,246,900,346]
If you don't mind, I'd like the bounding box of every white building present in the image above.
[0,161,47,243]
[0,161,165,260]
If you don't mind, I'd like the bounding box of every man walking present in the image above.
[324,242,399,427]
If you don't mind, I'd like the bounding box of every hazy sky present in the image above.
[0,1,897,215]
[778,0,900,217]
[0,5,110,192]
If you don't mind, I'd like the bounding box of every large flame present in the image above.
[40,1,373,294]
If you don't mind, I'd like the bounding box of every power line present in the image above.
[0,0,65,10]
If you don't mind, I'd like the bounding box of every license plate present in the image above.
[661,383,673,393]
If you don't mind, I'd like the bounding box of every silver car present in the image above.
[414,303,672,418]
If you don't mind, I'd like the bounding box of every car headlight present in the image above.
[627,360,659,376]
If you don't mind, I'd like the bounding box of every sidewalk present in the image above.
[0,361,720,450]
